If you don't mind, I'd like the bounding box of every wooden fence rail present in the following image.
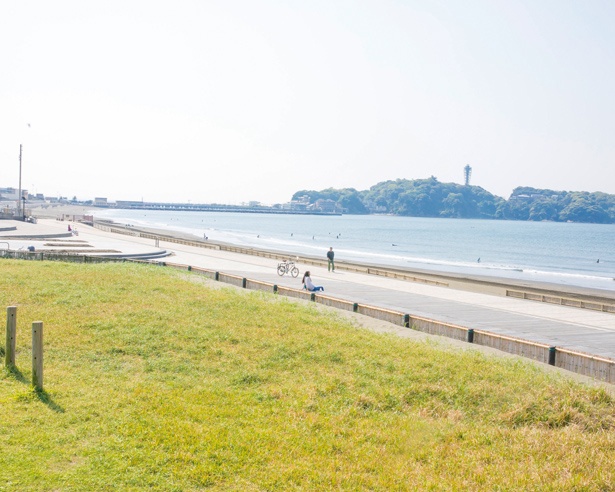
[506,289,615,314]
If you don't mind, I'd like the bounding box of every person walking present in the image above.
[302,271,324,291]
[327,247,335,272]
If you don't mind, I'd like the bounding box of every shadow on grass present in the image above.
[5,364,28,384]
[35,388,65,413]
[4,364,65,413]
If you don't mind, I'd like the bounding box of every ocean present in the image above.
[93,209,615,292]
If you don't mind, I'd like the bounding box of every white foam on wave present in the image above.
[521,268,614,283]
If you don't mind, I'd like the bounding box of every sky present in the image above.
[1,0,614,205]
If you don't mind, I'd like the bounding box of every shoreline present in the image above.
[99,217,615,304]
[26,204,615,303]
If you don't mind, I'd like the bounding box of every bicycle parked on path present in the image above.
[277,259,299,277]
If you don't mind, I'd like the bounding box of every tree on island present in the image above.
[292,188,368,214]
[291,179,615,224]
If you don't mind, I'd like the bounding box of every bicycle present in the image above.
[277,259,299,277]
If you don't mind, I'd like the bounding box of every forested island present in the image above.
[292,177,615,224]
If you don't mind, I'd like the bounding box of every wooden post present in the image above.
[5,306,17,367]
[32,321,43,390]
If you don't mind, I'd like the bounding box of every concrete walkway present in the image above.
[4,218,615,362]
[0,219,167,258]
[119,226,615,362]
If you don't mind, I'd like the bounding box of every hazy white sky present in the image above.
[2,0,614,204]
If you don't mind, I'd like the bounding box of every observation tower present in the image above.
[464,165,472,186]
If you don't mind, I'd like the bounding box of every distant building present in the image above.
[510,194,531,201]
[0,187,27,200]
[312,199,339,213]
[116,200,145,208]
[288,201,308,211]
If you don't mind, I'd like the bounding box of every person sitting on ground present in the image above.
[302,271,324,292]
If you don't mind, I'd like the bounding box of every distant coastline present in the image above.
[6,176,615,223]
[95,202,341,215]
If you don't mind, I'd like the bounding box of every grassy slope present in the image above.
[1,261,614,491]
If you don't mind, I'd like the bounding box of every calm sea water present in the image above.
[94,209,615,292]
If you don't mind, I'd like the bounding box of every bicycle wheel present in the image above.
[277,265,286,276]
[291,267,299,278]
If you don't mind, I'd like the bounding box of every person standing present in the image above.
[327,247,335,272]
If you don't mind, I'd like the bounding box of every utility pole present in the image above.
[18,144,23,219]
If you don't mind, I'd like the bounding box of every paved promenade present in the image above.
[3,218,615,363]
[165,243,615,361]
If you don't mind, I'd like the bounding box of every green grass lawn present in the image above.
[1,260,614,491]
